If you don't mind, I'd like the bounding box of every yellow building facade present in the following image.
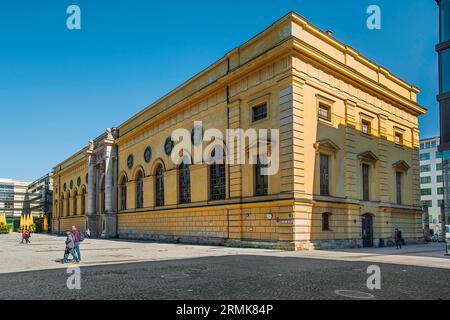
[52,12,426,250]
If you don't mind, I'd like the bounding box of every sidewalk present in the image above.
[1,233,449,274]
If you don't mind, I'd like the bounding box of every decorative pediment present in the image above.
[358,151,379,163]
[392,160,410,172]
[313,139,340,154]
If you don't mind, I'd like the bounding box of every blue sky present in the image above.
[0,0,440,181]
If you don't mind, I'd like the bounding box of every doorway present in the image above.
[362,214,374,248]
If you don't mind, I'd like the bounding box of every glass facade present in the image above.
[441,0,450,43]
[443,151,450,226]
[440,48,450,93]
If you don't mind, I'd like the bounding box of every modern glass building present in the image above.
[0,178,31,230]
[419,137,445,233]
[23,174,53,232]
[437,0,450,228]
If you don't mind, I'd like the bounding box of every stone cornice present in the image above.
[291,39,426,116]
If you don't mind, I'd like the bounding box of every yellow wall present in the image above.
[51,12,426,250]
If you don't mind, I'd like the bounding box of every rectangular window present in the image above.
[362,164,370,201]
[322,213,331,231]
[421,188,432,196]
[395,132,403,146]
[438,200,445,207]
[420,143,424,150]
[438,187,445,195]
[210,164,226,201]
[437,163,443,171]
[252,103,268,122]
[441,48,450,93]
[437,175,444,183]
[420,176,432,184]
[255,161,268,196]
[319,154,330,196]
[431,141,437,148]
[396,172,402,205]
[420,165,431,173]
[361,120,371,135]
[420,153,431,161]
[318,103,331,121]
[421,200,433,207]
[441,0,450,42]
[437,151,443,159]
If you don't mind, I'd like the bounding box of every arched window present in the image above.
[178,163,191,204]
[73,189,78,216]
[81,187,86,215]
[136,171,144,209]
[60,195,64,218]
[120,176,127,211]
[155,164,164,207]
[66,193,70,217]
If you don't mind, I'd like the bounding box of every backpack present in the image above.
[79,232,85,242]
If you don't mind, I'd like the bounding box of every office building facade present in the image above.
[419,137,444,232]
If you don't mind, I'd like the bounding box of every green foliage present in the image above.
[0,223,11,234]
[28,224,37,233]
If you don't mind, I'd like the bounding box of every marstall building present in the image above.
[52,12,426,250]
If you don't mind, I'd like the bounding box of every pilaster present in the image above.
[344,99,358,199]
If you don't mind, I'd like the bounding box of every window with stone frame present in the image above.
[136,171,144,209]
[66,194,70,216]
[120,177,127,211]
[155,165,165,207]
[255,159,268,196]
[362,163,370,201]
[319,154,330,196]
[178,163,191,204]
[210,163,226,201]
[322,213,331,231]
[73,190,78,216]
[396,171,402,205]
[81,188,86,215]
[394,132,404,146]
[318,102,331,121]
[361,119,371,135]
[252,103,268,122]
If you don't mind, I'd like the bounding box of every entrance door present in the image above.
[362,214,374,248]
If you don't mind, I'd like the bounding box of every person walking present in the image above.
[72,225,83,262]
[21,229,27,244]
[62,229,79,264]
[394,228,403,250]
[24,229,31,244]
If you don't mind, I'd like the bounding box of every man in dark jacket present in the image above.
[394,228,403,250]
[63,229,79,263]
